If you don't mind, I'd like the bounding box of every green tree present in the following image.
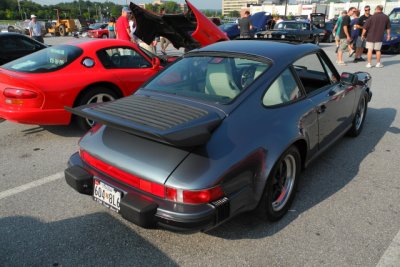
[228,10,240,18]
[164,1,180,13]
[5,9,14,20]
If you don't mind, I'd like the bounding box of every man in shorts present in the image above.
[361,5,391,68]
[354,5,371,62]
[336,7,356,65]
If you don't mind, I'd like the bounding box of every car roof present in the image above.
[57,39,136,50]
[0,32,27,37]
[194,40,319,63]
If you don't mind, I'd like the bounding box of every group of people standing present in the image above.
[109,7,171,55]
[334,5,391,68]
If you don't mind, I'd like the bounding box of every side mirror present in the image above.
[340,72,358,86]
[152,57,161,70]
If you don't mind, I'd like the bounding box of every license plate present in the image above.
[281,35,285,39]
[93,179,121,212]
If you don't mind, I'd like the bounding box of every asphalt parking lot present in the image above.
[1,36,399,266]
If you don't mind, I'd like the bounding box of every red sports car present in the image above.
[0,0,228,130]
[86,23,109,39]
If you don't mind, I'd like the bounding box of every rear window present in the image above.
[2,45,83,73]
[143,56,270,104]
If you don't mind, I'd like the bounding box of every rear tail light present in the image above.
[80,150,225,204]
[3,88,38,99]
[165,186,224,204]
[80,150,165,198]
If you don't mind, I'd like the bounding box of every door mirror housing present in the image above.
[340,72,358,86]
[152,57,161,70]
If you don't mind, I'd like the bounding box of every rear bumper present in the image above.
[65,153,230,232]
[0,107,70,125]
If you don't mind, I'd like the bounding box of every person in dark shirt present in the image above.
[350,10,360,57]
[354,5,371,62]
[336,7,356,65]
[361,5,391,68]
[238,11,253,38]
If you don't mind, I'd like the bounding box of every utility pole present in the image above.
[78,0,82,15]
[17,0,23,20]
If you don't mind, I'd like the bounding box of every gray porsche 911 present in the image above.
[65,40,372,231]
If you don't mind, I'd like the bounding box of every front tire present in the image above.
[257,146,301,221]
[348,92,368,137]
[59,25,66,36]
[75,87,118,131]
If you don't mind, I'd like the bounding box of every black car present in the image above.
[256,21,324,44]
[0,33,47,65]
[321,21,335,42]
[65,40,372,232]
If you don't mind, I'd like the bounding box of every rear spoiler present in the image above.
[66,95,224,147]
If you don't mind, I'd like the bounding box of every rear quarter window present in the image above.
[2,45,83,73]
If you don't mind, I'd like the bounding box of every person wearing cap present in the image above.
[28,15,44,43]
[116,7,134,42]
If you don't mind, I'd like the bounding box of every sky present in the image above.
[32,0,221,10]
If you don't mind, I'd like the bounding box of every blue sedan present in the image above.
[65,40,372,231]
[381,24,400,54]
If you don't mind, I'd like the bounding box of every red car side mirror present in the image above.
[152,57,161,70]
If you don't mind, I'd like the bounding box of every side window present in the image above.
[96,47,151,69]
[319,54,339,84]
[263,68,302,106]
[15,38,36,51]
[293,53,331,94]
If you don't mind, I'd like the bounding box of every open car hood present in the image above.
[129,0,228,50]
[310,13,326,28]
[251,12,271,31]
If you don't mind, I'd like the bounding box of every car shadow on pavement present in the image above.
[21,125,86,137]
[0,213,179,266]
[207,107,396,239]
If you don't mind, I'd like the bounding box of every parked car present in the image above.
[256,21,324,44]
[381,24,400,54]
[0,0,226,130]
[389,7,400,25]
[219,12,272,39]
[0,32,47,65]
[321,21,335,42]
[310,13,335,43]
[65,40,372,231]
[87,23,109,38]
[0,39,176,130]
[209,17,222,26]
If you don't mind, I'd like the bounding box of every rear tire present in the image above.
[75,87,118,131]
[348,92,368,137]
[257,146,301,222]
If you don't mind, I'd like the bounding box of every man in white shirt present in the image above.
[28,15,44,43]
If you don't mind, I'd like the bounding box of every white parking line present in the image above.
[0,172,64,201]
[377,229,400,267]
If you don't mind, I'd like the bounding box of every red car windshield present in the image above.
[2,45,83,73]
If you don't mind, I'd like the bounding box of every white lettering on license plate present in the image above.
[93,179,121,212]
